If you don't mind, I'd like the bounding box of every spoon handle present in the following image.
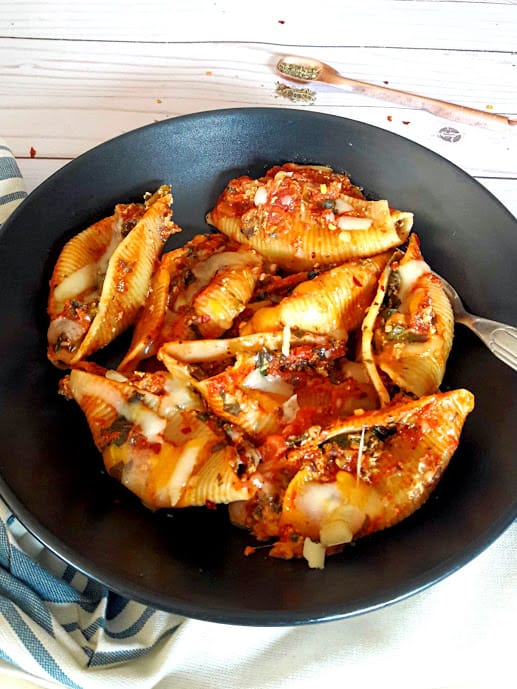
[461,317,517,371]
[325,73,515,129]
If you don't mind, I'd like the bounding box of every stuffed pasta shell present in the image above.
[119,233,264,371]
[242,251,390,341]
[48,186,179,368]
[206,163,413,271]
[61,363,251,509]
[361,234,454,403]
[235,388,474,566]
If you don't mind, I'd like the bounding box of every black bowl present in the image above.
[0,108,516,625]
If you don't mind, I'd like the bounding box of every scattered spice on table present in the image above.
[29,146,36,158]
[275,82,316,104]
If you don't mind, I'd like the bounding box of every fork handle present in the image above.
[463,317,517,372]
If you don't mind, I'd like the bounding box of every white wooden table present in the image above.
[1,0,516,215]
[0,2,516,688]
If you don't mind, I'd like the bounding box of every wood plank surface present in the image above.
[1,0,515,214]
[2,1,516,50]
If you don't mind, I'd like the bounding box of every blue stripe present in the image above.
[0,190,26,206]
[60,615,105,642]
[10,548,86,605]
[106,593,129,620]
[62,621,80,634]
[105,605,155,640]
[0,575,54,636]
[0,519,10,568]
[87,623,182,667]
[82,615,105,641]
[61,565,76,584]
[0,599,83,689]
[0,157,22,181]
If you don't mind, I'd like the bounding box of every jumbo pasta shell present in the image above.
[66,365,249,509]
[118,262,171,371]
[48,186,179,368]
[167,246,263,340]
[266,388,474,562]
[243,252,391,340]
[175,447,251,507]
[314,388,475,531]
[195,359,285,441]
[158,331,329,364]
[206,163,413,271]
[362,234,454,400]
[47,203,145,318]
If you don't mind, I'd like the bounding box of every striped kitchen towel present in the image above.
[0,140,185,689]
[0,140,26,224]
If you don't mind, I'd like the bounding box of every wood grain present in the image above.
[2,1,516,50]
[1,0,515,216]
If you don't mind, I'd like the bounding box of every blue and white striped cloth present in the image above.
[0,141,26,224]
[0,138,516,689]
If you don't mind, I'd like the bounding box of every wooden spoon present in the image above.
[276,55,516,129]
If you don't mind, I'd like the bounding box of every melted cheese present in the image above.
[175,251,259,309]
[119,401,166,440]
[52,264,98,303]
[397,259,430,303]
[242,369,294,399]
[52,220,123,304]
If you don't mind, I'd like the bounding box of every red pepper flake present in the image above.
[181,426,192,435]
[353,276,363,287]
[402,121,411,125]
[205,500,217,510]
[387,115,393,122]
[29,146,37,158]
[383,80,389,85]
[244,546,257,557]
[278,19,285,24]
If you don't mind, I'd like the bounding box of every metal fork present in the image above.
[434,272,517,372]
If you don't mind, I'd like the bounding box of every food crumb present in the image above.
[244,546,257,557]
[205,70,213,76]
[156,98,162,104]
[275,82,316,104]
[402,121,411,125]
[278,19,285,24]
[387,115,393,122]
[486,104,494,110]
[29,146,37,158]
[383,80,389,85]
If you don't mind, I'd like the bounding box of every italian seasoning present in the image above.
[275,82,316,104]
[277,62,320,81]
